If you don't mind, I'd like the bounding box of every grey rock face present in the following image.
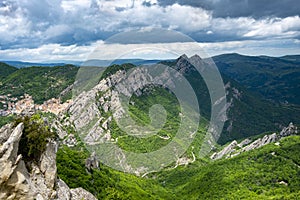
[56,179,97,200]
[242,133,277,152]
[63,134,77,147]
[210,140,237,160]
[85,151,100,171]
[0,123,31,200]
[211,123,298,160]
[279,122,298,137]
[0,123,59,200]
[237,138,252,148]
[0,123,13,144]
[0,123,97,200]
[70,188,98,200]
[56,179,71,200]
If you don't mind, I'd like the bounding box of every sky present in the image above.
[0,0,299,62]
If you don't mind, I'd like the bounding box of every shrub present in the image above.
[14,114,57,162]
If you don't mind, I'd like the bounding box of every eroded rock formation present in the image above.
[0,123,97,200]
[211,123,298,160]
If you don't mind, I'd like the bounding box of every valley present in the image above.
[0,53,299,199]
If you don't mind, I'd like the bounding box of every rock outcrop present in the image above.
[242,133,277,152]
[56,179,97,200]
[0,123,97,200]
[63,134,77,147]
[70,188,98,200]
[279,122,298,137]
[0,123,30,200]
[211,123,298,160]
[210,140,238,160]
[85,151,100,171]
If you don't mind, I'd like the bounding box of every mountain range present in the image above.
[0,53,299,199]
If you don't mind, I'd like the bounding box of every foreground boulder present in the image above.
[0,123,97,200]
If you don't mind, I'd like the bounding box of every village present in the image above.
[0,93,71,116]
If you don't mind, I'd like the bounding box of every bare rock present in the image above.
[212,123,298,160]
[278,180,288,186]
[0,123,33,200]
[56,179,98,200]
[0,123,13,144]
[0,122,98,200]
[56,179,71,200]
[70,188,97,200]
[63,134,77,147]
[85,152,100,171]
[210,140,237,160]
[40,140,58,189]
[279,122,298,137]
[237,138,252,148]
[242,133,277,152]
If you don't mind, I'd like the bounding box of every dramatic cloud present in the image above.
[0,0,299,60]
[157,0,300,19]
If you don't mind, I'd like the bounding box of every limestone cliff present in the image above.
[0,123,97,200]
[211,123,298,160]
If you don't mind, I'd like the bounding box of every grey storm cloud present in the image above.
[157,0,300,18]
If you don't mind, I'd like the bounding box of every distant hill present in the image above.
[0,65,78,104]
[280,55,300,63]
[1,59,166,68]
[0,62,18,79]
[79,58,166,66]
[1,61,67,68]
[212,53,300,105]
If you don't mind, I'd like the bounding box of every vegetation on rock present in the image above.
[14,114,57,162]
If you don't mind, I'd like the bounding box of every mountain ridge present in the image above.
[0,54,299,199]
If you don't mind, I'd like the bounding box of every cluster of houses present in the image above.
[0,94,71,116]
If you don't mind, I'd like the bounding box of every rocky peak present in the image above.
[177,54,188,61]
[175,54,200,74]
[189,54,203,65]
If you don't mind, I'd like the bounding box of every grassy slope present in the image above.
[57,145,173,200]
[57,134,300,199]
[156,135,300,199]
